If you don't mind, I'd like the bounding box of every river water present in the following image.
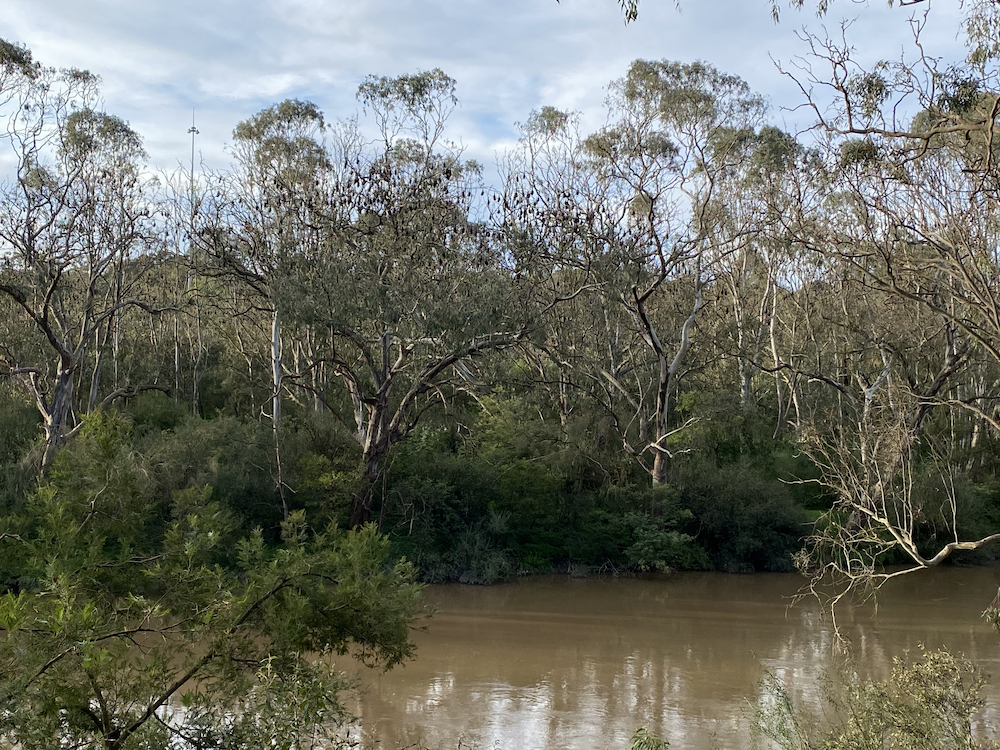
[347,567,1000,750]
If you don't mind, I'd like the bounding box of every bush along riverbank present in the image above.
[6,386,1000,590]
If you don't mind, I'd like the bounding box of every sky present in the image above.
[3,0,970,185]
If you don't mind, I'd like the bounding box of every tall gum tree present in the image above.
[708,126,810,430]
[773,17,1000,609]
[197,99,329,520]
[0,43,165,469]
[507,60,769,485]
[277,71,538,527]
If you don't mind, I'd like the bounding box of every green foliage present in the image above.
[232,98,328,172]
[936,74,984,115]
[752,647,998,750]
[0,412,423,750]
[439,511,516,585]
[839,138,882,168]
[907,471,1000,566]
[173,657,354,750]
[846,71,890,120]
[630,726,670,750]
[678,465,808,572]
[621,511,708,572]
[964,0,1000,63]
[0,37,37,76]
[0,390,38,588]
[0,384,39,475]
[378,411,721,580]
[234,98,326,141]
[747,125,801,177]
[143,415,282,532]
[600,485,708,572]
[524,106,571,136]
[296,449,360,526]
[380,428,514,584]
[63,108,145,162]
[128,390,187,433]
[357,68,457,113]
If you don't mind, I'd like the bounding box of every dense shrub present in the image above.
[678,465,809,572]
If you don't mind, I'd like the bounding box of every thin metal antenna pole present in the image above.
[188,109,199,228]
[186,109,203,415]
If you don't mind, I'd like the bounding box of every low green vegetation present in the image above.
[1,385,818,589]
[752,648,998,750]
[377,406,812,582]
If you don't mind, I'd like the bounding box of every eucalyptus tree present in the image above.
[772,21,1000,606]
[706,127,812,427]
[197,99,330,519]
[283,70,537,527]
[778,234,986,615]
[0,43,166,469]
[506,61,769,485]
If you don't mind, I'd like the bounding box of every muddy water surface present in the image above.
[348,568,1000,750]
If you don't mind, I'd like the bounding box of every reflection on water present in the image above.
[348,568,1000,750]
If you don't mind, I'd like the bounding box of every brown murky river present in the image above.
[346,567,1000,749]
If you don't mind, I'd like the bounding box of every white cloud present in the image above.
[2,0,971,183]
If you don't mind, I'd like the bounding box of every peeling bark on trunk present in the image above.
[648,281,702,487]
[271,309,288,521]
[41,360,78,471]
[350,450,383,528]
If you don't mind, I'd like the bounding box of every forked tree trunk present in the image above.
[648,283,702,487]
